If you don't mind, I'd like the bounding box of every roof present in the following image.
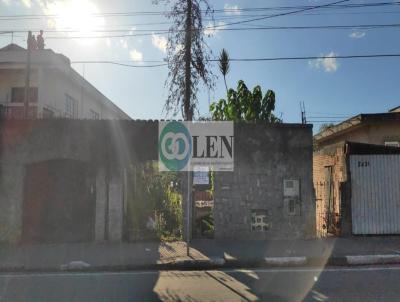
[389,106,400,112]
[314,112,400,142]
[346,141,400,155]
[0,43,25,51]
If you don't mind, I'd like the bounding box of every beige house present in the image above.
[0,43,130,120]
[314,108,400,150]
[313,108,400,237]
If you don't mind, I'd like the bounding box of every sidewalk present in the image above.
[0,237,400,272]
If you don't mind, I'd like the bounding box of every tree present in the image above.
[127,162,182,240]
[154,0,214,121]
[210,80,282,123]
[218,48,230,94]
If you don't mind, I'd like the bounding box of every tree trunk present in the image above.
[183,0,193,256]
[184,0,193,121]
[223,75,228,95]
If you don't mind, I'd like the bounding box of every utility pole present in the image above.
[184,0,193,256]
[24,31,32,119]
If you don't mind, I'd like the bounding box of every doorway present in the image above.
[22,159,95,243]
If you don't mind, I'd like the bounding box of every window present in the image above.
[251,210,269,232]
[385,141,400,147]
[65,95,78,118]
[11,87,38,103]
[89,109,100,120]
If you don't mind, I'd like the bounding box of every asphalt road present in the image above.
[0,266,399,302]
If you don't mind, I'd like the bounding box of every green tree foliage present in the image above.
[218,48,230,94]
[127,162,182,241]
[210,80,282,122]
[195,213,214,238]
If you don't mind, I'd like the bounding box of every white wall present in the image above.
[0,69,38,104]
[0,49,130,120]
[38,67,128,119]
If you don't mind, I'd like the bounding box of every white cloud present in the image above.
[309,52,339,73]
[129,49,143,62]
[1,0,11,5]
[204,21,226,37]
[349,31,366,39]
[224,4,241,15]
[152,34,168,53]
[21,0,31,7]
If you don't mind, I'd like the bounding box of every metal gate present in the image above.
[22,159,96,243]
[350,155,400,234]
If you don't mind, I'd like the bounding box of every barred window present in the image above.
[65,94,78,118]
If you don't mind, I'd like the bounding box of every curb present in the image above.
[264,257,307,266]
[346,254,400,265]
[0,254,399,273]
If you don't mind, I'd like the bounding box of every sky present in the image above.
[1,0,400,129]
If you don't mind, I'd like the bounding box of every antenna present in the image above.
[300,101,307,124]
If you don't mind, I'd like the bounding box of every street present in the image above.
[1,266,399,302]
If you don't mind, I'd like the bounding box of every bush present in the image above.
[126,162,182,241]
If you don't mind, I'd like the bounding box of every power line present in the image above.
[12,22,398,40]
[308,112,356,116]
[307,116,352,118]
[72,61,167,68]
[71,53,400,67]
[216,53,400,62]
[0,1,399,21]
[212,0,351,28]
[4,22,400,35]
[307,120,344,123]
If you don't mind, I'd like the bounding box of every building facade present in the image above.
[0,120,316,243]
[314,110,400,150]
[313,109,400,237]
[214,123,315,239]
[0,43,130,120]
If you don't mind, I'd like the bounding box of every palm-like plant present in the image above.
[218,48,230,94]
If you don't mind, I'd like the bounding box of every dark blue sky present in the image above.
[1,0,399,129]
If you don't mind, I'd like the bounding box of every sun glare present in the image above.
[45,0,105,45]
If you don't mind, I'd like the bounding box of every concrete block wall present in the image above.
[1,120,315,243]
[0,163,24,242]
[213,123,315,240]
[0,120,158,243]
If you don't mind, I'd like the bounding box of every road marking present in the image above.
[1,265,400,278]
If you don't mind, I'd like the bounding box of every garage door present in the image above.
[22,159,95,243]
[350,155,400,234]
